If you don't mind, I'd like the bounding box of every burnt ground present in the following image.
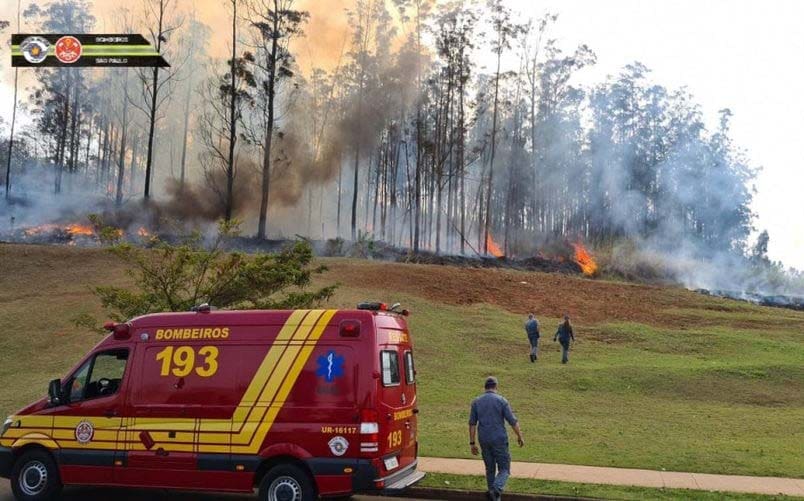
[2,242,802,332]
[321,258,804,330]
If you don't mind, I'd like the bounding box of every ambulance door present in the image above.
[119,334,203,489]
[377,338,415,476]
[49,348,130,484]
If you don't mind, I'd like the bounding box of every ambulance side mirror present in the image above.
[48,379,64,406]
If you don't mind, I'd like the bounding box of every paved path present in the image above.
[0,482,430,501]
[419,457,804,497]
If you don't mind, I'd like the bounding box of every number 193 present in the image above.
[155,346,219,377]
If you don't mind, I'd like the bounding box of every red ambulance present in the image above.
[0,303,423,500]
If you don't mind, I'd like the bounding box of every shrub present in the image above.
[94,220,337,321]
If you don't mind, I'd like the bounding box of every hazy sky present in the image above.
[1,0,802,269]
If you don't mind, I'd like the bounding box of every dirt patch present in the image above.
[322,259,804,330]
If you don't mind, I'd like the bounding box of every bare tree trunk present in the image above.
[484,43,503,254]
[179,71,193,192]
[4,66,19,199]
[143,0,166,200]
[83,114,93,176]
[337,160,343,237]
[257,0,280,239]
[55,91,70,194]
[4,0,21,199]
[350,140,361,240]
[129,136,139,194]
[116,70,130,206]
[458,61,466,254]
[224,0,238,221]
[68,85,81,176]
[412,0,423,253]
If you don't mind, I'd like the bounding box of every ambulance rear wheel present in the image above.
[259,463,316,501]
[10,449,62,501]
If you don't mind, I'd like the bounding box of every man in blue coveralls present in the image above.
[524,313,540,362]
[469,376,524,501]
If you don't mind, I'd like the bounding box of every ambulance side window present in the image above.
[381,350,400,387]
[69,349,129,402]
[69,360,92,402]
[404,351,415,384]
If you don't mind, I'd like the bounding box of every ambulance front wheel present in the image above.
[10,449,62,501]
[259,463,316,501]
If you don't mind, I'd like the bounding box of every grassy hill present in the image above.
[1,243,802,478]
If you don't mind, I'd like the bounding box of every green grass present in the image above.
[401,301,804,478]
[419,473,798,500]
[1,243,803,482]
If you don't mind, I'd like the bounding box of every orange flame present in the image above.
[137,227,151,238]
[486,233,504,258]
[65,224,95,237]
[22,223,95,238]
[24,224,59,236]
[571,242,598,276]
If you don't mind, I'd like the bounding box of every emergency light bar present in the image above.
[357,302,410,315]
[357,302,387,311]
[103,321,131,340]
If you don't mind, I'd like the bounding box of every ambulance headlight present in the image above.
[1,418,11,437]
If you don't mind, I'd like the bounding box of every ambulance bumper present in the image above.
[379,461,426,492]
[0,446,12,478]
[355,459,424,493]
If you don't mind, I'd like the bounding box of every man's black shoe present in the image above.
[529,354,534,363]
[486,490,495,501]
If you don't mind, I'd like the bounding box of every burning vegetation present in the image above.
[486,234,505,259]
[2,0,802,300]
[572,242,599,277]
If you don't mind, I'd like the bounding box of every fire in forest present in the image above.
[571,242,598,276]
[24,223,95,238]
[486,234,505,258]
[65,224,95,237]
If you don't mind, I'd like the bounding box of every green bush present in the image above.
[94,220,337,321]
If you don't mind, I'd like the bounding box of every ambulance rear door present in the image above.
[376,322,417,477]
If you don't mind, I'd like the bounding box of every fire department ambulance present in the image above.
[0,303,423,500]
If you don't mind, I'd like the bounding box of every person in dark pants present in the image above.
[524,313,540,362]
[469,376,525,501]
[553,314,575,364]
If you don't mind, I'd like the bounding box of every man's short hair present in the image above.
[528,313,534,319]
[485,376,498,389]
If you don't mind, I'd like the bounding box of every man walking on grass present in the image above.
[524,313,540,362]
[469,376,525,501]
[554,314,575,364]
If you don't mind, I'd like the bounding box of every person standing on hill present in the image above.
[469,376,525,501]
[554,314,575,364]
[524,313,540,362]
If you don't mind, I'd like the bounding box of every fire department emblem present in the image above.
[54,36,82,64]
[75,420,94,444]
[328,436,349,456]
[20,36,50,64]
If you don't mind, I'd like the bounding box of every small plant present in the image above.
[87,214,124,245]
[350,230,375,258]
[325,237,345,256]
